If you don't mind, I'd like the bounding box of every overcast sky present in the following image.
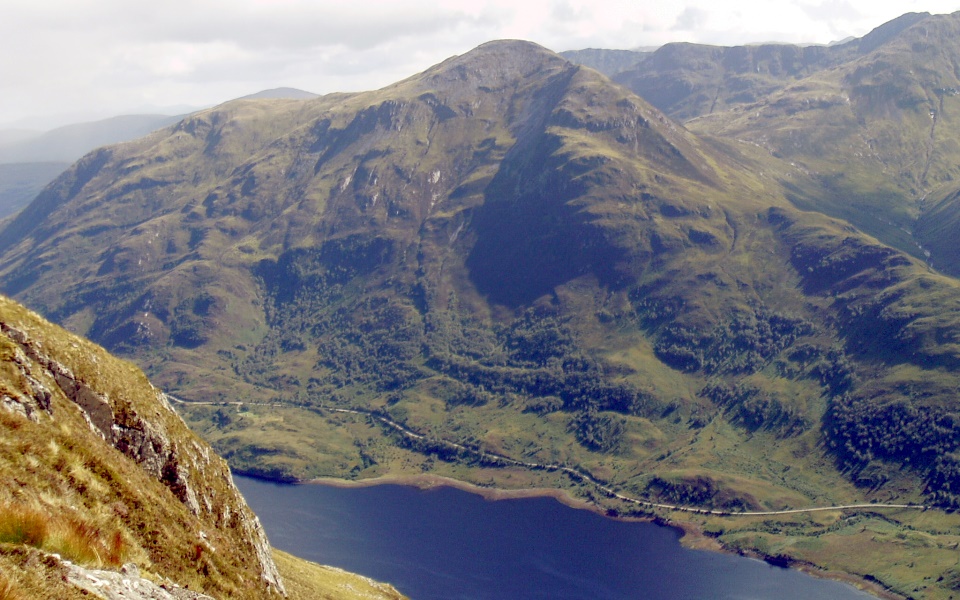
[2,0,958,129]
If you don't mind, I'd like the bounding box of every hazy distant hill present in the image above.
[239,87,320,100]
[0,114,185,219]
[603,12,960,266]
[612,12,931,122]
[4,25,960,598]
[0,114,186,164]
[0,129,40,146]
[0,162,70,218]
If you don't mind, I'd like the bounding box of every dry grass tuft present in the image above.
[0,504,127,568]
[0,505,48,548]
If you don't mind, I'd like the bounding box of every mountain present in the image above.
[612,12,930,121]
[612,12,960,270]
[239,88,320,101]
[3,33,960,597]
[0,292,404,598]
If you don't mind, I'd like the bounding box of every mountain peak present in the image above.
[414,39,571,90]
[238,87,320,101]
[855,11,931,54]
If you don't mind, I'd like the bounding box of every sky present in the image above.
[2,0,958,130]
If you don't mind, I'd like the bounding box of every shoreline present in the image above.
[300,473,903,600]
[308,473,609,513]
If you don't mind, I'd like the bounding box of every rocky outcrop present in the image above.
[0,309,285,596]
[64,560,215,600]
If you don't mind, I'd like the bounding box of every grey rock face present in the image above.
[0,320,286,596]
[62,559,215,600]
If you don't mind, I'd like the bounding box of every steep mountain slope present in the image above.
[0,293,404,598]
[0,294,283,597]
[3,36,960,597]
[607,12,960,271]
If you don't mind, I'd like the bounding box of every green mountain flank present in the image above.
[607,12,960,272]
[0,293,403,598]
[3,19,960,598]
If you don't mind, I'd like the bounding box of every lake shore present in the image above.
[304,473,903,600]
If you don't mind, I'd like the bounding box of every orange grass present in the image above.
[0,504,127,567]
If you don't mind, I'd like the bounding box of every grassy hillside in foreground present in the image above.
[0,293,404,599]
[274,550,406,600]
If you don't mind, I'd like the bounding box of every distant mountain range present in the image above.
[0,88,318,219]
[0,114,187,164]
[566,12,956,270]
[3,14,960,598]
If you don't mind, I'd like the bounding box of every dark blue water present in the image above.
[235,475,875,600]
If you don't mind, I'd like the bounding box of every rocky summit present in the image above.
[4,14,960,598]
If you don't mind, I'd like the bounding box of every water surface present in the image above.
[235,475,875,600]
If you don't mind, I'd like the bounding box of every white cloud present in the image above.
[1,0,958,128]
